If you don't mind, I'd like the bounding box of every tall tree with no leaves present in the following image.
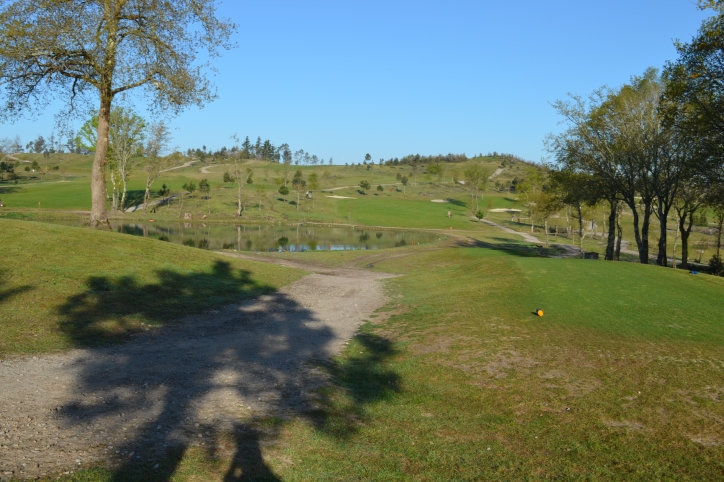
[142,121,176,213]
[230,135,254,217]
[292,170,306,210]
[0,0,236,226]
[463,162,491,215]
[111,108,145,212]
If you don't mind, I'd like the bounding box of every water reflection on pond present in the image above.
[59,220,442,252]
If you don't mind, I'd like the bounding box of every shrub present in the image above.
[709,254,724,276]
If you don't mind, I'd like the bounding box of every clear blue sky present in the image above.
[1,0,711,164]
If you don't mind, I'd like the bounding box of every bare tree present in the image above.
[111,108,146,212]
[230,135,254,217]
[0,1,236,226]
[142,122,176,213]
[463,162,492,215]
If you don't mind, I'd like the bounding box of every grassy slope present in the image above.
[0,219,305,356]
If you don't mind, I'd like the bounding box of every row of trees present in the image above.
[545,3,724,269]
[0,133,84,156]
[185,139,330,167]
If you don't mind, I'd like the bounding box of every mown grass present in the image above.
[43,241,724,481]
[253,248,724,480]
[0,219,305,356]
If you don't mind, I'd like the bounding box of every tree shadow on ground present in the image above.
[123,190,146,208]
[0,270,33,305]
[57,260,269,346]
[455,237,566,258]
[52,261,399,481]
[0,184,22,195]
[445,198,466,207]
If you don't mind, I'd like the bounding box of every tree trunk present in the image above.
[120,178,128,213]
[143,174,152,213]
[615,206,623,261]
[672,219,679,268]
[90,95,112,227]
[679,211,693,269]
[605,200,617,260]
[109,169,119,212]
[236,179,242,217]
[656,203,670,267]
[640,207,652,264]
[577,204,585,258]
[544,219,549,247]
[630,202,652,264]
[716,213,724,257]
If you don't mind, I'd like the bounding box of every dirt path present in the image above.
[0,262,395,480]
[200,164,228,174]
[489,167,504,179]
[159,160,197,173]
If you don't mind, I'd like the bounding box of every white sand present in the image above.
[489,208,522,213]
[431,199,449,203]
[326,195,356,199]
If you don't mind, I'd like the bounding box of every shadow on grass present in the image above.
[124,190,146,208]
[445,198,466,207]
[57,260,266,346]
[50,261,399,481]
[308,333,400,438]
[0,184,22,194]
[455,237,566,258]
[0,270,33,305]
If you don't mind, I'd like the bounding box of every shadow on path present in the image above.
[20,260,402,480]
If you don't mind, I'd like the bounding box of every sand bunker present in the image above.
[489,208,522,213]
[431,199,449,203]
[326,195,355,199]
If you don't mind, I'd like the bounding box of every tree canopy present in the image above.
[0,0,236,225]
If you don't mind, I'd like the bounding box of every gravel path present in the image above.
[159,160,197,173]
[0,263,394,480]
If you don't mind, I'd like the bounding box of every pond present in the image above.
[45,220,443,252]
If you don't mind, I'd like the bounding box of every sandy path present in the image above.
[0,263,394,480]
[199,163,231,174]
[159,160,197,173]
[489,167,504,179]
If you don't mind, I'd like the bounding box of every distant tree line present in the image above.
[381,153,468,166]
[185,136,328,166]
[0,133,82,156]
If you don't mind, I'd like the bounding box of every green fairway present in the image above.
[249,247,724,480]
[0,219,305,355]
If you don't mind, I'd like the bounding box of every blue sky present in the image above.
[1,0,712,164]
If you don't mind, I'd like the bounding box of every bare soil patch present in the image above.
[0,259,394,480]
